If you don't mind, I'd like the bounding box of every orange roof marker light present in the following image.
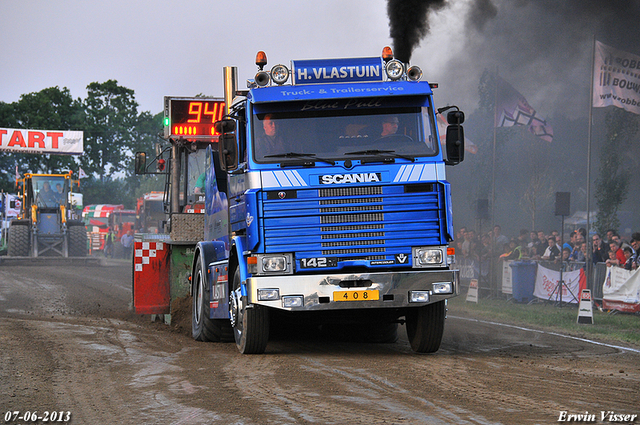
[382,46,394,62]
[255,51,267,70]
[255,51,271,87]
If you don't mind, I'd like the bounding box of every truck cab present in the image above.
[192,47,466,354]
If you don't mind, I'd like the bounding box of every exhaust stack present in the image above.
[223,66,237,116]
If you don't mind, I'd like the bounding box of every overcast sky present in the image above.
[0,0,453,114]
[1,1,637,119]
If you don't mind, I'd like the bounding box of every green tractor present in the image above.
[7,172,87,257]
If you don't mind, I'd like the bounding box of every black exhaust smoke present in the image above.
[387,0,447,63]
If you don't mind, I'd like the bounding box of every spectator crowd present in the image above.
[454,225,640,271]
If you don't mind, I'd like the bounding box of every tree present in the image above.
[594,108,637,235]
[82,80,139,180]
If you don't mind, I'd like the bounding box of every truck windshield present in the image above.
[32,176,68,208]
[252,105,437,163]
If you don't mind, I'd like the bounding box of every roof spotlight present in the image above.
[385,59,404,81]
[270,64,290,85]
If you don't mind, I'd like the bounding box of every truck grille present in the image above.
[262,183,443,265]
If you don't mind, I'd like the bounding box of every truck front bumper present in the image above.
[245,269,459,311]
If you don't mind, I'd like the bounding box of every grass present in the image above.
[447,294,640,348]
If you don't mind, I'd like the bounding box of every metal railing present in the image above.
[456,255,609,302]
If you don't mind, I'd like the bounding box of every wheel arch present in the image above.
[228,235,249,295]
[192,240,227,296]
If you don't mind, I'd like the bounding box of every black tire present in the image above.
[68,225,88,257]
[405,300,446,353]
[191,256,232,342]
[7,224,30,257]
[229,267,269,354]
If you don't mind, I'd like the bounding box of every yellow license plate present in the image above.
[333,289,379,302]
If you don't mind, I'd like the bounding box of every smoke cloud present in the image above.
[386,0,640,118]
[387,0,447,63]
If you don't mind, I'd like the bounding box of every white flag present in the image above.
[593,40,640,115]
[78,167,88,179]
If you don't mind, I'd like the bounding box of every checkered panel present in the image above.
[134,241,165,272]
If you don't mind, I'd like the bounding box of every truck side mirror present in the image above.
[220,133,238,171]
[445,125,465,165]
[215,119,236,134]
[135,152,147,175]
[447,110,465,125]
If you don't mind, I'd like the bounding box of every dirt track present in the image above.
[1,261,638,424]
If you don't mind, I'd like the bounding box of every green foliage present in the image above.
[594,108,637,235]
[81,80,140,179]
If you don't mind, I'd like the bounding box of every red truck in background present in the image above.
[82,204,125,253]
[135,192,166,234]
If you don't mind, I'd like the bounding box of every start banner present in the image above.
[0,128,83,155]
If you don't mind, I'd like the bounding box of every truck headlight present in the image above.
[413,247,443,267]
[432,282,453,294]
[258,288,280,301]
[251,253,293,275]
[282,295,304,308]
[263,256,286,272]
[409,290,430,303]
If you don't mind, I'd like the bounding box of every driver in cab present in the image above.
[380,116,399,137]
[37,182,58,206]
[256,113,284,159]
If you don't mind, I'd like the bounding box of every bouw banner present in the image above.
[533,264,585,304]
[495,77,553,143]
[602,267,640,313]
[593,40,640,115]
[0,128,83,155]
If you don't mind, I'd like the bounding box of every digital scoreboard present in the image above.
[164,97,225,139]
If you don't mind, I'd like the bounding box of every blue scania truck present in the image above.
[190,47,465,354]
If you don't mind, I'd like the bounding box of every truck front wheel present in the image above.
[229,267,269,354]
[405,300,446,353]
[192,257,232,342]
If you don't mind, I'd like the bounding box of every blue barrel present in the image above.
[509,261,537,303]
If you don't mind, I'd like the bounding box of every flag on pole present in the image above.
[495,77,553,142]
[78,167,88,179]
[15,164,19,181]
[593,40,640,115]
